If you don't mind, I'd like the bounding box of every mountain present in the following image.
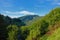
[0,14,25,27]
[19,15,39,22]
[18,15,41,25]
[0,14,25,40]
[20,7,60,40]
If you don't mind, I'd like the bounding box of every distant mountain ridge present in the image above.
[18,15,40,23]
[1,14,41,26]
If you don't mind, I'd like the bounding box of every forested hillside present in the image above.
[20,7,60,40]
[0,14,25,40]
[18,15,41,25]
[0,7,60,40]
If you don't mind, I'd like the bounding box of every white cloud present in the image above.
[3,11,35,15]
[1,11,35,18]
[9,16,22,18]
[19,11,35,15]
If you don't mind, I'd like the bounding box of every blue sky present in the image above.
[0,0,60,18]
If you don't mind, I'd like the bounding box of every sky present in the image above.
[0,0,60,18]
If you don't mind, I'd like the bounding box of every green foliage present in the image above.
[25,7,60,40]
[19,26,29,40]
[40,20,49,36]
[7,25,18,40]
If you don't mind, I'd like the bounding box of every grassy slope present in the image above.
[40,21,60,40]
[47,27,60,40]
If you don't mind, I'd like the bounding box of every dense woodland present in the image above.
[0,7,60,40]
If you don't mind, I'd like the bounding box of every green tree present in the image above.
[7,25,18,40]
